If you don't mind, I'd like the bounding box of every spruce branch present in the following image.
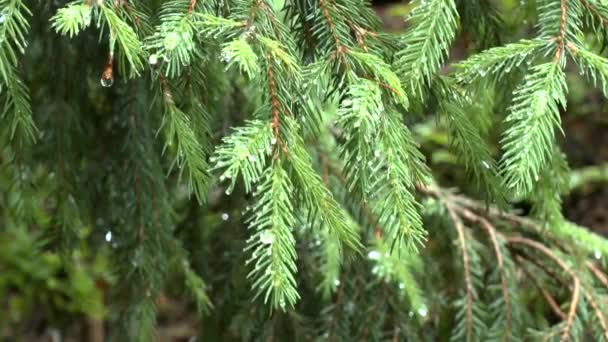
[499,62,567,197]
[573,46,608,98]
[211,120,274,194]
[245,160,299,311]
[286,118,362,252]
[0,0,37,144]
[159,75,210,202]
[99,3,145,77]
[454,39,544,84]
[395,0,459,99]
[50,2,93,38]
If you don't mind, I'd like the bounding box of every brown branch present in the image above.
[445,203,474,342]
[188,0,197,13]
[353,25,376,52]
[506,236,580,342]
[319,0,347,57]
[457,207,511,339]
[265,54,287,157]
[542,287,567,320]
[554,0,567,60]
[587,261,608,289]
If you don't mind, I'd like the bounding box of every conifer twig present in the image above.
[580,0,608,30]
[265,53,287,157]
[555,0,568,60]
[587,261,608,289]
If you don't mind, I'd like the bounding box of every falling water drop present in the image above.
[100,76,114,88]
[149,54,159,65]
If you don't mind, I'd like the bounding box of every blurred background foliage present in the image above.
[2,0,608,340]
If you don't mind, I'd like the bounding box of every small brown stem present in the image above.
[445,203,474,342]
[188,0,197,13]
[265,54,287,157]
[587,261,608,288]
[554,0,567,60]
[319,0,347,58]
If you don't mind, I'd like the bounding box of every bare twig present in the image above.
[445,202,474,342]
[587,261,608,289]
[458,207,511,338]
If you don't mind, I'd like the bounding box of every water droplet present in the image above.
[399,283,405,289]
[149,54,158,65]
[333,279,340,286]
[594,250,602,260]
[105,231,113,242]
[279,298,286,310]
[100,76,114,88]
[367,251,381,260]
[260,230,274,244]
[164,32,180,51]
[221,213,229,221]
[418,307,428,317]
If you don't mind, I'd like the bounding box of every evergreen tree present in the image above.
[2,0,608,340]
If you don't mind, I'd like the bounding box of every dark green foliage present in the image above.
[2,0,608,340]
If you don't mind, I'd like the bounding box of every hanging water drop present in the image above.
[101,56,114,88]
[594,250,602,260]
[221,213,229,221]
[100,76,114,88]
[149,54,159,65]
[105,231,113,242]
[260,230,275,244]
